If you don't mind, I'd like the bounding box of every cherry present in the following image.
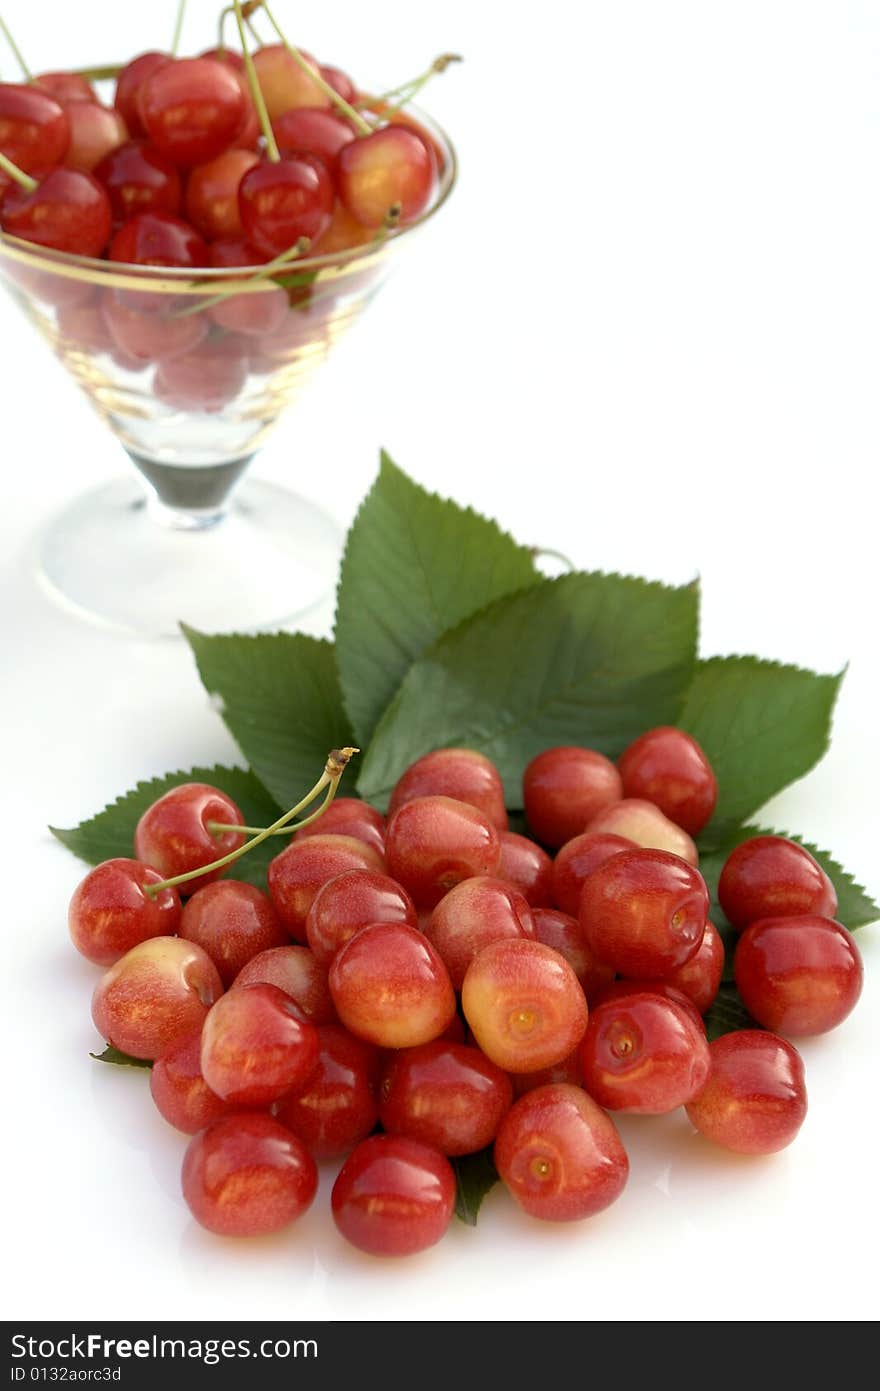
[149,1032,237,1134]
[338,125,435,227]
[686,1031,808,1154]
[251,45,330,121]
[275,1023,380,1158]
[0,83,69,176]
[331,1134,455,1257]
[388,749,508,834]
[718,835,838,930]
[274,107,356,170]
[531,907,615,1001]
[498,831,554,907]
[133,782,245,887]
[523,746,623,849]
[91,936,222,1060]
[663,919,725,1013]
[139,58,246,166]
[311,200,375,255]
[114,52,169,136]
[94,141,182,222]
[319,65,358,105]
[201,981,320,1105]
[109,211,209,268]
[62,103,128,174]
[100,292,208,365]
[233,945,336,1024]
[294,796,386,856]
[510,1049,585,1097]
[385,795,502,910]
[585,798,698,866]
[379,1041,513,1155]
[618,726,718,836]
[551,831,633,916]
[154,337,248,413]
[237,154,335,257]
[494,1084,629,1222]
[56,292,113,353]
[734,915,863,1036]
[205,236,289,337]
[462,939,588,1073]
[579,991,710,1113]
[35,71,96,104]
[425,876,535,990]
[198,48,245,72]
[579,847,708,978]
[179,880,287,987]
[2,169,112,258]
[329,921,456,1049]
[182,1112,317,1236]
[267,833,385,941]
[68,857,181,966]
[185,148,259,240]
[305,868,417,966]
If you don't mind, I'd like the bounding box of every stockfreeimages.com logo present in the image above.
[10,1333,318,1369]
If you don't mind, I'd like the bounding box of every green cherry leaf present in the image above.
[90,1046,153,1069]
[335,451,539,746]
[358,571,699,809]
[452,1148,499,1226]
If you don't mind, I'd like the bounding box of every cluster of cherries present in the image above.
[67,728,865,1257]
[0,10,445,410]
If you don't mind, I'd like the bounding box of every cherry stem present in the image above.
[258,1,373,135]
[173,234,311,317]
[0,15,32,81]
[368,53,462,117]
[144,747,358,897]
[0,149,36,193]
[207,786,337,838]
[530,545,576,574]
[231,0,279,161]
[74,63,122,81]
[171,0,187,56]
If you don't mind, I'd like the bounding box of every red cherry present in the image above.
[331,1135,455,1257]
[134,782,245,886]
[139,58,246,167]
[150,1032,239,1135]
[233,944,336,1025]
[551,831,634,916]
[379,1041,513,1156]
[498,831,554,907]
[579,991,711,1113]
[578,847,709,978]
[68,858,181,966]
[0,83,69,175]
[100,292,208,366]
[618,726,718,836]
[238,155,334,257]
[94,141,182,223]
[198,48,245,71]
[305,868,417,966]
[63,103,128,174]
[180,880,287,987]
[35,71,96,104]
[56,292,113,353]
[182,1112,317,1236]
[205,236,289,337]
[319,65,358,104]
[251,45,330,121]
[338,125,435,227]
[2,169,111,258]
[153,338,249,414]
[294,797,386,856]
[523,746,623,849]
[686,1031,808,1154]
[114,53,169,136]
[273,107,356,170]
[531,907,615,1001]
[388,749,508,834]
[385,795,502,910]
[275,1023,381,1158]
[185,148,259,240]
[201,982,320,1106]
[109,211,209,268]
[734,914,863,1036]
[718,835,837,930]
[663,919,725,1013]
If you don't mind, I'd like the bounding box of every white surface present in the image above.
[2,0,879,1323]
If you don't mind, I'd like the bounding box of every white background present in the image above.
[2,0,878,1322]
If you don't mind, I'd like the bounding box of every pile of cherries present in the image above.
[0,10,444,409]
[68,728,865,1257]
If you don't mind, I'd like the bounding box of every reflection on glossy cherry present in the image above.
[686,1031,808,1154]
[338,125,435,227]
[275,1023,380,1158]
[462,938,588,1073]
[91,936,223,1059]
[578,847,708,977]
[238,154,335,256]
[139,57,246,166]
[0,83,69,175]
[305,868,417,965]
[379,1040,513,1155]
[2,169,111,258]
[114,52,169,136]
[385,795,501,910]
[495,1083,629,1222]
[331,1134,455,1256]
[201,981,320,1105]
[182,1112,317,1236]
[329,921,456,1048]
[734,915,863,1036]
[94,140,183,222]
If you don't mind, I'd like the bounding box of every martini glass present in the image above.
[0,106,455,637]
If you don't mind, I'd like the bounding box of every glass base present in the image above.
[37,477,342,638]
